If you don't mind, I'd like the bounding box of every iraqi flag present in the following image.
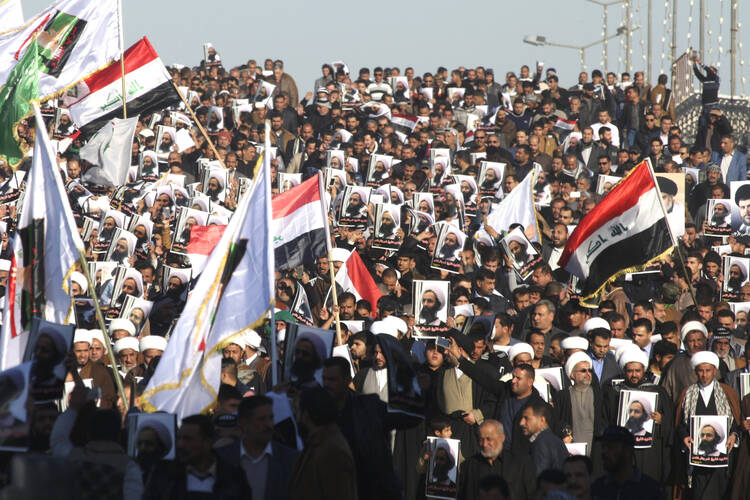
[335,249,382,316]
[558,160,674,303]
[187,225,227,276]
[67,37,180,133]
[271,174,327,270]
[392,113,418,135]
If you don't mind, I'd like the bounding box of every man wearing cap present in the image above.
[238,330,271,391]
[602,347,673,483]
[68,329,117,409]
[674,351,741,499]
[140,336,167,368]
[110,318,136,342]
[662,321,708,405]
[554,351,605,455]
[114,337,141,379]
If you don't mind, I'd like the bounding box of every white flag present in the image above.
[0,104,85,370]
[79,116,139,187]
[0,0,24,32]
[0,0,119,98]
[485,165,540,243]
[142,136,274,419]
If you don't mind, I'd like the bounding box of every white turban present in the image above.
[681,321,708,341]
[423,286,446,309]
[73,329,92,345]
[330,247,351,263]
[628,395,653,416]
[109,318,136,337]
[690,351,720,370]
[583,317,610,334]
[561,336,589,351]
[509,343,534,362]
[140,335,167,353]
[114,336,140,354]
[70,271,87,292]
[565,351,592,379]
[137,418,173,455]
[90,329,107,353]
[243,330,262,350]
[382,315,408,335]
[618,347,650,371]
[370,320,398,337]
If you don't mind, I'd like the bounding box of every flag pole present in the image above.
[76,250,129,410]
[645,158,698,307]
[170,81,227,171]
[318,174,342,345]
[263,120,278,387]
[117,0,127,119]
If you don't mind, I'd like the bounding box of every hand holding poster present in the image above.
[618,390,659,448]
[501,227,541,280]
[426,437,460,499]
[690,415,730,467]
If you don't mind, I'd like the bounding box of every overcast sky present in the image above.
[23,0,750,97]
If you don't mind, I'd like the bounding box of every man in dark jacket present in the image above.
[144,414,252,500]
[520,401,569,476]
[215,396,298,500]
[458,419,536,500]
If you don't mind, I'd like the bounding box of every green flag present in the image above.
[0,41,41,169]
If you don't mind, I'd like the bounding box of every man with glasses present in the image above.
[554,351,604,455]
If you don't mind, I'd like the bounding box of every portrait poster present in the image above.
[338,185,371,227]
[431,222,466,274]
[412,280,449,332]
[425,437,460,499]
[704,199,737,237]
[690,415,730,467]
[618,390,658,448]
[720,255,750,302]
[655,173,686,237]
[126,412,177,460]
[478,161,505,198]
[501,227,541,280]
[730,180,750,237]
[372,203,403,251]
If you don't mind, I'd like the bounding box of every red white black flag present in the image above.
[558,160,674,303]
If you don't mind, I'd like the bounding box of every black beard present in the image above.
[514,251,529,264]
[439,242,460,259]
[379,221,396,237]
[444,204,457,218]
[420,304,441,324]
[728,277,743,289]
[159,143,172,152]
[462,193,473,203]
[711,214,728,225]
[625,415,647,434]
[99,227,115,241]
[481,179,498,190]
[433,462,451,481]
[111,249,128,262]
[698,439,718,454]
[207,187,221,198]
[175,198,188,207]
[291,358,318,383]
[346,202,364,216]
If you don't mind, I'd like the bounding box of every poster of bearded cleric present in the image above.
[501,227,542,280]
[338,185,371,227]
[425,437,460,499]
[413,280,449,333]
[721,256,750,302]
[704,199,739,237]
[617,390,658,448]
[431,223,466,273]
[372,203,403,251]
[730,181,750,237]
[478,161,505,197]
[691,416,730,467]
[655,173,685,237]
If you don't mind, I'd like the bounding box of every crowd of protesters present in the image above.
[0,48,749,500]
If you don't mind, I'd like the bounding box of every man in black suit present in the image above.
[520,400,569,476]
[216,396,298,500]
[587,327,621,385]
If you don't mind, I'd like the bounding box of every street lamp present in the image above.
[523,25,639,72]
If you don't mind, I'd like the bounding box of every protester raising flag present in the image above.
[0,40,40,169]
[78,116,139,186]
[558,160,674,304]
[142,127,274,419]
[0,0,119,98]
[335,249,382,318]
[67,37,181,133]
[0,104,85,370]
[271,174,328,271]
[484,165,541,242]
